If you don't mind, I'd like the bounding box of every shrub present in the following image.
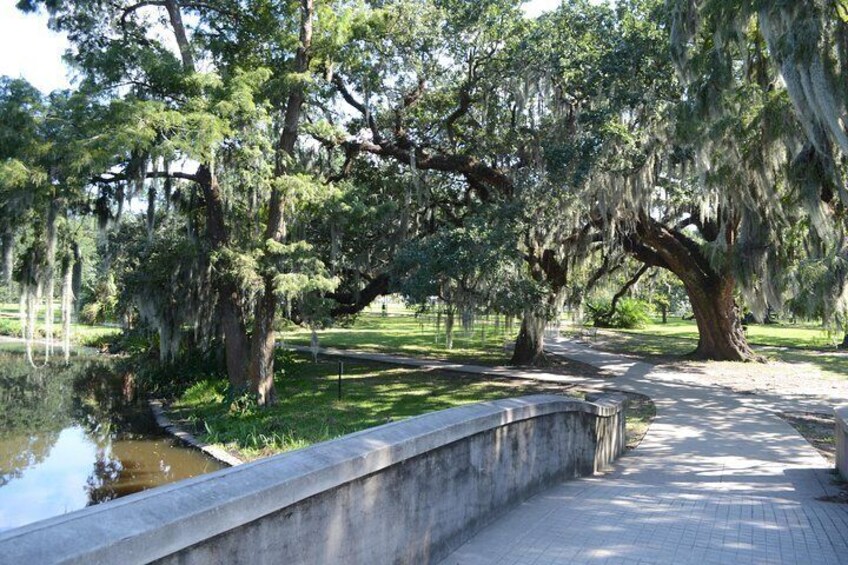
[0,317,20,337]
[125,342,225,398]
[588,298,654,329]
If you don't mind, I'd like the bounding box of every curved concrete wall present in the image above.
[0,394,626,565]
[836,405,848,481]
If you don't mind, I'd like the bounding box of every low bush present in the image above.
[588,298,654,329]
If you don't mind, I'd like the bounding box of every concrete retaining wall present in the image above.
[836,405,848,481]
[0,394,626,565]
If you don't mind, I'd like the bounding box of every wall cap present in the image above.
[0,394,623,565]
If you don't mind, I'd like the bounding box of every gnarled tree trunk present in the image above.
[630,215,759,362]
[510,242,569,366]
[685,275,756,361]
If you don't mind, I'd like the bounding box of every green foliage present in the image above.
[124,344,225,399]
[589,298,655,329]
[79,275,119,325]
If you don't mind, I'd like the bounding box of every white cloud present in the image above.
[0,3,71,93]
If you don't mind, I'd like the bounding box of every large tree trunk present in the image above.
[162,0,254,389]
[219,285,250,392]
[631,215,758,362]
[512,240,569,365]
[248,280,278,405]
[195,167,247,382]
[195,165,250,391]
[511,309,546,365]
[686,276,757,361]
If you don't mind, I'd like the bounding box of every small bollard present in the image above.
[338,361,343,400]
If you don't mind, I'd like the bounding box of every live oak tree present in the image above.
[14,0,848,376]
[317,0,837,363]
[666,0,848,346]
[613,0,848,359]
[311,0,603,364]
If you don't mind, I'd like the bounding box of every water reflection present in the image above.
[0,350,224,531]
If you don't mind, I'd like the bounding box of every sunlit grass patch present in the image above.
[169,352,584,461]
[580,323,848,381]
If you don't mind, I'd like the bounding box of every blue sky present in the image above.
[0,0,566,94]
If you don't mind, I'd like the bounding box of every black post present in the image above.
[338,361,343,400]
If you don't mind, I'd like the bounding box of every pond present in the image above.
[0,348,224,532]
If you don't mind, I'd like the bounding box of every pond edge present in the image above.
[148,399,244,467]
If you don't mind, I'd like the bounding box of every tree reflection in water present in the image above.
[0,350,223,529]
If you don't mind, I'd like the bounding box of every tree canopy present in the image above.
[3,0,848,401]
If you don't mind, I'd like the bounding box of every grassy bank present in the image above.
[167,352,653,461]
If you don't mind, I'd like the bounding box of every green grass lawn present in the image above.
[169,352,583,460]
[567,320,848,381]
[284,312,519,365]
[285,312,847,381]
[605,318,840,349]
[168,352,653,461]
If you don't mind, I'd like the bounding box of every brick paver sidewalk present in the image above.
[441,338,848,564]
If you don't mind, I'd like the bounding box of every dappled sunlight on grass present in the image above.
[169,352,580,461]
[608,318,840,349]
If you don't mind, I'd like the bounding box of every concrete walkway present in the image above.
[441,338,848,564]
[295,341,848,564]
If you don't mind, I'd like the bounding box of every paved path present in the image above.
[441,338,848,564]
[292,341,848,563]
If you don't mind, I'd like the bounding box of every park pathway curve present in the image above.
[441,338,848,564]
[290,340,848,563]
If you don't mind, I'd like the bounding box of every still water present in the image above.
[0,349,224,531]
